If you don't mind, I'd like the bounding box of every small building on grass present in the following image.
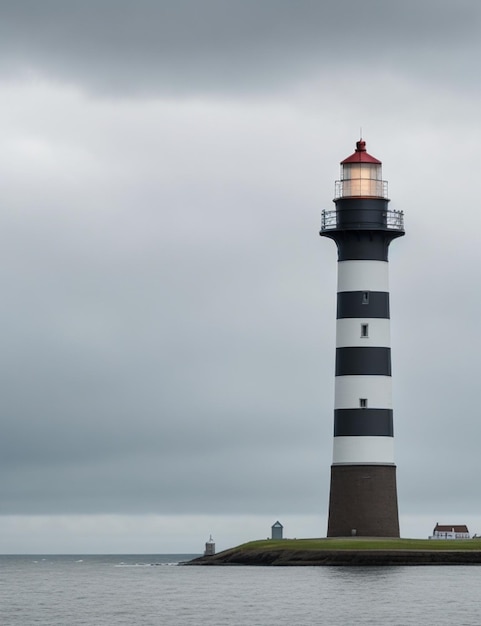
[271,521,283,539]
[430,523,470,539]
[204,535,215,555]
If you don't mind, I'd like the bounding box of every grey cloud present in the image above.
[0,0,479,95]
[0,159,331,515]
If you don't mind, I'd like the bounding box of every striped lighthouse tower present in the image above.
[320,139,404,537]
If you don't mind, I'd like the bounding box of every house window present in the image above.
[362,291,369,304]
[361,323,369,338]
[359,398,368,408]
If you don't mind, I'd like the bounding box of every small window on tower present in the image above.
[360,398,368,409]
[361,323,369,338]
[362,291,370,304]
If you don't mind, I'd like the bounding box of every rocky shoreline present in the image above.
[187,548,481,566]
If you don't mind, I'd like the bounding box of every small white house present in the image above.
[430,523,470,539]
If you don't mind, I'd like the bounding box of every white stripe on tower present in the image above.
[337,260,389,292]
[333,437,394,464]
[335,376,392,408]
[336,318,391,348]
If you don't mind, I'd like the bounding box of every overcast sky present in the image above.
[1,0,481,553]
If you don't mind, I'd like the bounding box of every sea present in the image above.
[1,553,481,625]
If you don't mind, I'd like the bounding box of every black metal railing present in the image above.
[320,208,404,231]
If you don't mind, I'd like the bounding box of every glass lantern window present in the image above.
[340,163,383,197]
[342,163,381,180]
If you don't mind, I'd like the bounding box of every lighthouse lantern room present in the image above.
[336,140,385,198]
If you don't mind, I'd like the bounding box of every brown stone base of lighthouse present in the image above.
[327,465,400,537]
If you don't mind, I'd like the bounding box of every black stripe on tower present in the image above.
[335,347,391,376]
[334,409,393,437]
[332,232,391,261]
[322,198,404,260]
[337,292,390,319]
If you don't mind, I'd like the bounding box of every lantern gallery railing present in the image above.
[320,208,404,231]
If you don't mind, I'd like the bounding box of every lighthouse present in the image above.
[320,140,404,537]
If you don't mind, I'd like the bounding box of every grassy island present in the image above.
[187,537,481,566]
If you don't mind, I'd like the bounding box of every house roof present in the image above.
[272,521,283,528]
[434,524,469,533]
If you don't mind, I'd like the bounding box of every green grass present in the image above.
[229,537,481,552]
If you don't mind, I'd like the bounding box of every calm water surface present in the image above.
[1,554,480,625]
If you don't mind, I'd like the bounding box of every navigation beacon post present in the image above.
[320,140,404,537]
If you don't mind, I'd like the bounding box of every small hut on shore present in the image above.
[204,535,216,555]
[271,521,283,540]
